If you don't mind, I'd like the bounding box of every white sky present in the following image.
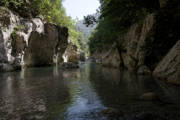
[63,0,100,20]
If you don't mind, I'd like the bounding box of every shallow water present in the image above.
[0,63,180,120]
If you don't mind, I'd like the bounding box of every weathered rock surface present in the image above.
[0,7,68,69]
[92,45,121,68]
[102,48,121,68]
[24,23,68,67]
[119,14,155,71]
[63,43,79,63]
[153,40,180,85]
[94,14,155,69]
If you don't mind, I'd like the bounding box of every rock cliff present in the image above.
[94,0,179,73]
[153,40,180,85]
[118,14,155,71]
[0,7,68,71]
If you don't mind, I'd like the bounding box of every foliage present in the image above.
[0,0,81,50]
[76,20,97,56]
[86,0,159,54]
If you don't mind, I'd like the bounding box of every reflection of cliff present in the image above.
[88,64,173,113]
[0,67,71,120]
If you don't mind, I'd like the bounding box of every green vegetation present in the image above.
[76,20,97,56]
[0,0,81,51]
[86,0,159,54]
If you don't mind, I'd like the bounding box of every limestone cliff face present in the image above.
[153,40,180,84]
[93,14,155,70]
[0,7,68,70]
[63,43,79,63]
[23,23,68,67]
[95,0,179,75]
[93,47,121,68]
[119,14,155,71]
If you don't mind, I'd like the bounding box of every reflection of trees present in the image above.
[89,64,160,110]
[0,67,71,120]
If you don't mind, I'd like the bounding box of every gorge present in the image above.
[0,0,180,120]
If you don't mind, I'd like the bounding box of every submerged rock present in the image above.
[61,62,79,69]
[135,112,168,120]
[99,108,124,119]
[139,92,156,101]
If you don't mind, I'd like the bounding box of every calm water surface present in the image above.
[0,63,180,120]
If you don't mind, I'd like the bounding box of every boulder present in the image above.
[102,48,121,68]
[153,40,180,85]
[63,43,79,63]
[99,109,124,119]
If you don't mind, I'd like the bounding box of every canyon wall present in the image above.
[0,7,68,71]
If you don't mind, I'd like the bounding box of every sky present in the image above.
[63,0,100,20]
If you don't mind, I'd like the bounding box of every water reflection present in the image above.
[0,64,180,120]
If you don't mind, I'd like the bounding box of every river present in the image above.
[0,63,180,120]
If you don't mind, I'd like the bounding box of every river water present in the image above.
[0,63,180,120]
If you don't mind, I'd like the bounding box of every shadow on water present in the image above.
[0,63,180,120]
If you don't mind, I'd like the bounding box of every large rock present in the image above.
[153,40,180,85]
[102,48,121,68]
[0,7,68,68]
[24,23,68,67]
[63,43,79,63]
[92,44,121,68]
